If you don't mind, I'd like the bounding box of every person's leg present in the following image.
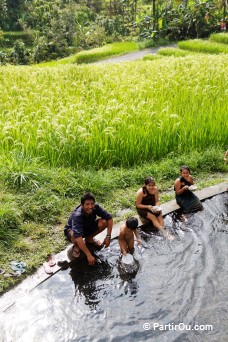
[119,239,129,255]
[147,212,163,230]
[157,212,164,226]
[127,236,135,255]
[68,230,81,257]
[85,219,108,244]
[147,212,174,240]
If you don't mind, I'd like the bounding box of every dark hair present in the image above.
[144,176,155,185]
[180,165,190,173]
[81,192,95,205]
[126,217,138,230]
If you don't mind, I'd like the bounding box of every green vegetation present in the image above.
[0,148,227,293]
[1,31,33,47]
[157,47,195,57]
[39,42,138,66]
[209,32,228,44]
[137,37,172,50]
[0,0,226,64]
[0,55,227,169]
[142,54,164,61]
[0,34,228,293]
[178,39,228,54]
[143,33,228,60]
[74,42,138,64]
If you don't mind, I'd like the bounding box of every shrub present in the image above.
[33,36,70,63]
[137,37,171,50]
[9,40,31,65]
[0,50,8,64]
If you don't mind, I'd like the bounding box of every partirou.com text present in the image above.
[143,322,213,331]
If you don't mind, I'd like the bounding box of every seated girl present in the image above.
[136,176,172,239]
[174,165,203,214]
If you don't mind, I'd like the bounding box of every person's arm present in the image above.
[174,178,188,195]
[224,150,228,163]
[136,189,154,212]
[95,204,113,247]
[134,229,141,246]
[189,175,194,185]
[75,237,95,265]
[103,218,113,247]
[118,227,127,255]
[154,187,160,206]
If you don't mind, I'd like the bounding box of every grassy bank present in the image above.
[178,39,228,54]
[0,149,227,294]
[143,33,228,59]
[38,42,138,66]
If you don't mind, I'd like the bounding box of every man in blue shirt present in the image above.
[64,192,113,265]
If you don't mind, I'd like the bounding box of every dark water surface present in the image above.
[0,193,227,342]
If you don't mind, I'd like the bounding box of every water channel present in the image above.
[0,193,227,342]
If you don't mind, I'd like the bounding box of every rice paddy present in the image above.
[178,39,228,54]
[0,54,227,169]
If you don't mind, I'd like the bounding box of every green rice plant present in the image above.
[209,32,228,44]
[0,54,227,169]
[178,39,228,54]
[142,54,164,61]
[1,151,48,191]
[157,47,195,57]
[0,204,21,246]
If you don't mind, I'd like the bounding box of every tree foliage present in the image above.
[0,0,226,63]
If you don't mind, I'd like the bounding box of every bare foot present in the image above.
[161,227,175,241]
[167,234,175,241]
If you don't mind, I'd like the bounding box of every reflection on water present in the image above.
[0,193,227,342]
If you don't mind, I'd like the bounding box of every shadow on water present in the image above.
[0,193,227,342]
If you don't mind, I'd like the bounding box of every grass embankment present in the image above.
[209,32,228,44]
[0,152,227,294]
[143,48,195,60]
[0,55,227,293]
[178,39,228,54]
[38,42,138,66]
[143,32,228,59]
[37,39,174,66]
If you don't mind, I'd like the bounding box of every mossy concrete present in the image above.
[0,182,227,313]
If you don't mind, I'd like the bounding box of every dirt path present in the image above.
[94,44,177,64]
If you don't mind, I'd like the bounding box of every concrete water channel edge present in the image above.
[0,181,227,313]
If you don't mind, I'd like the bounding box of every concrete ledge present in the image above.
[0,182,227,313]
[97,181,228,241]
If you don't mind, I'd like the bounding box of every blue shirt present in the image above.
[64,203,112,238]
